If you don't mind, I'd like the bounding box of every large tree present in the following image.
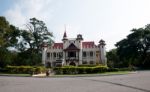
[16,18,54,65]
[106,49,120,68]
[18,18,53,53]
[0,16,20,48]
[0,16,20,67]
[116,24,150,67]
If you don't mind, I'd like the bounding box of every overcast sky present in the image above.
[1,0,150,50]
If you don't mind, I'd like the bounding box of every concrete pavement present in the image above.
[0,71,150,92]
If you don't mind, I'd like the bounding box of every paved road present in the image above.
[0,71,150,92]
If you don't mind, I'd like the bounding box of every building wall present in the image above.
[46,47,101,66]
[46,48,63,66]
[82,47,100,65]
[43,35,106,67]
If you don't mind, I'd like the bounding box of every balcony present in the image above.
[66,57,79,60]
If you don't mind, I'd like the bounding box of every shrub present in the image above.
[5,65,46,74]
[76,67,85,74]
[34,66,46,74]
[78,65,97,67]
[93,66,108,73]
[53,65,108,74]
[118,68,131,71]
[107,68,119,72]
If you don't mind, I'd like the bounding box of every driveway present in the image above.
[0,71,150,92]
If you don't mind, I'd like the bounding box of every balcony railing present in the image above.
[66,57,79,60]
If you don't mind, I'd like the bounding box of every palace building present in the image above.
[42,31,107,67]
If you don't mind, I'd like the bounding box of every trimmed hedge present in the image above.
[53,65,109,74]
[107,68,119,72]
[78,65,97,67]
[5,66,46,74]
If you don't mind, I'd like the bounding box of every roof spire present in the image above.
[62,24,68,41]
[63,25,67,38]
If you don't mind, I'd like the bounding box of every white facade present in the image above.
[42,32,107,67]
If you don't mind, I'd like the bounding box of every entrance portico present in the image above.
[64,43,80,66]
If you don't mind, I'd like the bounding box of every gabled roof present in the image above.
[82,41,95,48]
[64,43,79,51]
[53,43,63,49]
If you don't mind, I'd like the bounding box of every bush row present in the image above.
[78,64,99,67]
[53,65,109,74]
[107,67,134,72]
[5,65,46,74]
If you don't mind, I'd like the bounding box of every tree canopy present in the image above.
[115,24,150,68]
[0,16,54,67]
[18,17,54,53]
[0,16,20,67]
[16,18,54,66]
[0,16,20,48]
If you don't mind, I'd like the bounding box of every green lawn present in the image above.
[0,71,133,77]
[0,73,31,77]
[51,71,132,77]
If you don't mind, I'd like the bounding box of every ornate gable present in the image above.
[64,43,79,51]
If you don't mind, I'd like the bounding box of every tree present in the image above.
[0,16,20,67]
[19,18,54,53]
[0,16,20,48]
[17,18,54,65]
[106,49,120,68]
[116,24,150,68]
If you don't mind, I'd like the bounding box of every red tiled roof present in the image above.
[82,41,95,48]
[53,43,63,49]
[52,42,95,49]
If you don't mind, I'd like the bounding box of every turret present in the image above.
[99,39,107,65]
[76,34,83,65]
[76,34,83,41]
[42,42,48,66]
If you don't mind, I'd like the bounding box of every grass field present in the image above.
[0,73,31,77]
[0,71,133,77]
[51,71,132,77]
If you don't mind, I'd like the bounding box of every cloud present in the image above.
[4,0,150,51]
[4,0,54,29]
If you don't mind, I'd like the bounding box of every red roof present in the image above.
[52,41,96,49]
[82,41,95,48]
[53,43,63,49]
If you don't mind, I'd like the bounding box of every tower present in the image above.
[62,27,68,66]
[99,39,107,65]
[76,34,83,64]
[42,42,48,66]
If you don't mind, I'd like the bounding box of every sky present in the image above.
[1,0,150,51]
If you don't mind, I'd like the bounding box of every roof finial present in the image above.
[62,24,67,40]
[64,24,66,32]
[63,24,67,38]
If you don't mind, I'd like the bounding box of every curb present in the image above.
[0,71,137,78]
[35,71,137,78]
